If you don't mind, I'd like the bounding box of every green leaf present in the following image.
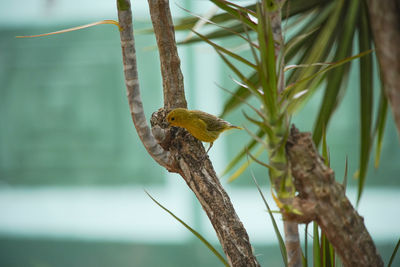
[356,1,373,205]
[303,224,309,267]
[284,27,320,61]
[282,0,332,19]
[210,0,257,31]
[321,124,330,166]
[220,0,257,17]
[329,242,335,267]
[265,11,278,104]
[177,0,331,33]
[218,83,268,124]
[242,110,274,138]
[216,51,260,97]
[243,126,269,150]
[145,191,229,267]
[256,3,277,117]
[321,233,334,267]
[388,238,400,267]
[227,144,264,183]
[250,170,287,267]
[178,23,247,45]
[284,49,372,114]
[284,4,333,65]
[221,129,265,178]
[193,31,257,69]
[175,0,331,45]
[246,147,274,171]
[312,0,360,146]
[313,223,321,267]
[343,156,349,192]
[221,72,259,117]
[373,90,388,168]
[175,10,235,31]
[286,0,342,98]
[284,49,372,97]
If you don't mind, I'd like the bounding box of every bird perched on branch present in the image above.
[167,108,242,153]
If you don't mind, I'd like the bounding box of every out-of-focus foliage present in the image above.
[176,0,388,204]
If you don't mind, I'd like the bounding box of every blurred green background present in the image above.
[0,1,399,266]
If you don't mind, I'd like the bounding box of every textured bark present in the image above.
[152,109,260,267]
[117,1,171,168]
[148,0,187,110]
[283,221,302,267]
[368,0,400,138]
[285,126,383,267]
[117,0,260,266]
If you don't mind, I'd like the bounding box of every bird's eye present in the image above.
[171,117,175,121]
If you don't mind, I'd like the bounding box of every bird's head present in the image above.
[167,108,190,127]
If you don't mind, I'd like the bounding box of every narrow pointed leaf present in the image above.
[242,111,274,139]
[222,0,257,17]
[356,1,373,205]
[217,51,260,96]
[145,191,229,266]
[282,0,332,19]
[218,83,267,122]
[286,0,343,98]
[374,91,388,168]
[177,5,255,45]
[193,31,257,69]
[322,125,330,166]
[210,0,257,30]
[329,242,335,267]
[285,49,372,115]
[243,126,269,151]
[227,145,264,183]
[247,148,274,171]
[285,49,372,97]
[16,20,120,38]
[313,223,321,267]
[175,12,234,31]
[265,14,278,101]
[388,238,400,267]
[312,0,360,146]
[178,23,248,45]
[250,171,288,267]
[284,3,334,64]
[221,72,259,117]
[222,129,265,177]
[343,156,349,192]
[242,21,260,67]
[284,27,320,60]
[256,3,276,116]
[175,3,256,32]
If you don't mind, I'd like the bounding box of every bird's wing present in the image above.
[194,110,227,132]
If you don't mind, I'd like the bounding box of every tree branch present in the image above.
[116,0,172,169]
[368,0,400,138]
[285,125,383,267]
[148,0,187,109]
[150,109,260,267]
[117,0,260,265]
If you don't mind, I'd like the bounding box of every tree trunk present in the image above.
[285,126,384,267]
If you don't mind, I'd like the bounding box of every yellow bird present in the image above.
[167,108,242,153]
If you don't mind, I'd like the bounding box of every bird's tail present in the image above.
[229,125,243,130]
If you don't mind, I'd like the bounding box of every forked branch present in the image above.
[116,0,260,265]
